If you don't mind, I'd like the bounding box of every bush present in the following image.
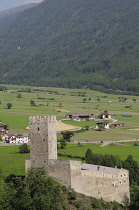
[68,190,77,200]
[19,143,30,153]
[73,200,82,208]
[7,102,12,109]
[91,197,101,208]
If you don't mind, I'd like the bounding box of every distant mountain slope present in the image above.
[0,0,139,94]
[0,4,38,30]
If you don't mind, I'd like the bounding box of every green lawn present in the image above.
[0,146,30,175]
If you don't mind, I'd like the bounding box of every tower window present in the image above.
[38,127,40,131]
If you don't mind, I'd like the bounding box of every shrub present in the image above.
[19,143,30,154]
[68,190,77,200]
[73,200,82,208]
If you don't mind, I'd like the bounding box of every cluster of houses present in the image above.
[0,130,30,144]
[65,111,125,130]
[0,111,125,143]
[0,121,30,144]
[3,133,30,144]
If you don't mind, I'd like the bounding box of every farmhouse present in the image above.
[98,111,111,119]
[66,113,93,121]
[96,121,109,130]
[25,116,130,204]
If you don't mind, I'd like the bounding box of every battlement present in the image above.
[29,115,56,124]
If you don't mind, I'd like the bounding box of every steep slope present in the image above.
[0,4,38,31]
[0,0,139,94]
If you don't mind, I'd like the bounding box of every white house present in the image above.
[4,133,30,144]
[96,122,109,130]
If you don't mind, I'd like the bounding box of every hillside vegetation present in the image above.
[0,0,139,94]
[0,3,37,30]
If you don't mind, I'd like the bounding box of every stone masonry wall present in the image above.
[79,169,130,203]
[25,115,130,204]
[29,116,57,168]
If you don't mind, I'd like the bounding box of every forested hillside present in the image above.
[0,4,37,30]
[0,0,139,94]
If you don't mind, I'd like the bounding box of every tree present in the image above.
[133,98,136,103]
[7,102,12,109]
[85,125,89,130]
[97,124,105,131]
[61,131,74,142]
[85,149,95,164]
[30,100,35,106]
[123,155,139,185]
[0,136,2,142]
[59,103,62,107]
[60,138,66,149]
[130,185,139,209]
[17,93,22,98]
[83,98,87,103]
[19,143,30,154]
[2,168,66,210]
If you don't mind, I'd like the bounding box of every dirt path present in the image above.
[56,120,78,132]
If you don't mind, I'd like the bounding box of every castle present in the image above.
[25,115,130,203]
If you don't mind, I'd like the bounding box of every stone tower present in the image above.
[29,116,57,168]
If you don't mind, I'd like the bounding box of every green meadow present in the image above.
[0,84,139,175]
[0,146,30,175]
[58,143,139,162]
[0,84,139,142]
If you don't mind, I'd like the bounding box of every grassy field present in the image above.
[0,146,30,175]
[58,143,139,162]
[0,84,139,141]
[1,84,139,175]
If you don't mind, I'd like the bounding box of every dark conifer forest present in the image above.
[0,0,139,94]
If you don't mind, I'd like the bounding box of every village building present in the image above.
[4,133,29,144]
[25,116,130,204]
[0,128,9,136]
[111,123,126,128]
[65,113,93,121]
[98,111,111,119]
[96,121,110,130]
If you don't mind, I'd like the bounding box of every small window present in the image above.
[38,127,40,131]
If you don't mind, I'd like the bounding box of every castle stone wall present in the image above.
[79,168,130,203]
[48,160,71,187]
[25,115,130,204]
